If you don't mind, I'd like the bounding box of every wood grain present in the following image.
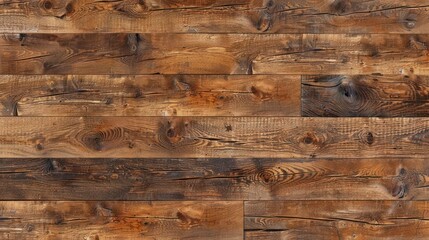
[0,0,429,33]
[245,201,429,240]
[1,117,429,158]
[0,157,428,200]
[1,33,428,75]
[302,74,429,117]
[0,75,300,116]
[0,201,243,239]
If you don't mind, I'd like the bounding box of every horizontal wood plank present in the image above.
[1,117,429,158]
[0,201,243,239]
[302,75,429,117]
[0,0,428,33]
[1,33,428,75]
[245,201,429,240]
[0,75,300,116]
[0,158,427,200]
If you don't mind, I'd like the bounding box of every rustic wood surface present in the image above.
[245,201,429,239]
[302,74,429,117]
[1,0,429,239]
[0,0,428,33]
[1,33,428,75]
[0,117,429,158]
[0,75,300,116]
[0,158,427,200]
[0,201,243,239]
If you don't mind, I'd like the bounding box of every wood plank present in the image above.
[1,33,428,75]
[0,201,243,239]
[0,75,300,116]
[245,201,429,240]
[0,0,429,33]
[1,117,429,158]
[0,158,428,200]
[302,75,429,117]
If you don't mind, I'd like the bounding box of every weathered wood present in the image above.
[245,201,429,240]
[1,117,429,158]
[0,201,243,239]
[1,33,428,75]
[302,75,429,117]
[0,75,300,116]
[0,0,429,33]
[0,158,427,200]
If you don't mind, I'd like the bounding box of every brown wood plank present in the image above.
[0,158,428,200]
[1,117,429,158]
[0,0,429,33]
[302,75,429,117]
[0,75,300,116]
[0,201,243,239]
[245,201,429,240]
[1,33,428,75]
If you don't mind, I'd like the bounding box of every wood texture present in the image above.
[0,201,243,239]
[1,117,429,158]
[302,74,429,117]
[2,0,429,238]
[0,0,429,33]
[0,75,300,116]
[0,158,428,200]
[245,201,429,239]
[1,33,428,75]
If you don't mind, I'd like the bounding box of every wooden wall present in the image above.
[0,0,429,239]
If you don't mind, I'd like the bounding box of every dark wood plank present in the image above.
[0,201,243,239]
[0,158,428,200]
[0,75,300,116]
[302,75,429,117]
[1,117,429,158]
[245,201,429,240]
[0,0,429,33]
[1,33,428,75]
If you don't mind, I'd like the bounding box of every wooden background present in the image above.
[0,0,429,239]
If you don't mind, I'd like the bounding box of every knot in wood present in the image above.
[43,0,53,10]
[359,130,374,145]
[256,168,281,185]
[166,128,176,138]
[256,10,272,32]
[404,18,416,29]
[331,0,352,14]
[84,132,104,151]
[391,167,420,199]
[391,181,407,199]
[160,119,189,145]
[403,14,418,30]
[65,3,74,14]
[301,132,320,145]
[176,211,201,227]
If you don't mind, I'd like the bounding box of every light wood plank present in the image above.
[0,0,428,33]
[302,75,429,117]
[0,117,429,158]
[245,201,429,240]
[0,75,300,116]
[0,201,243,240]
[1,34,428,74]
[0,158,427,200]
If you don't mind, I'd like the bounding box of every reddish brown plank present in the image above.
[0,75,300,116]
[0,201,243,239]
[0,0,428,33]
[0,158,427,200]
[245,201,429,240]
[0,117,429,158]
[1,33,428,75]
[302,75,429,117]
